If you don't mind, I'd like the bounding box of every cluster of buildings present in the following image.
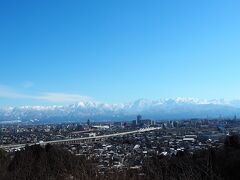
[1,116,240,173]
[0,123,84,144]
[63,118,238,173]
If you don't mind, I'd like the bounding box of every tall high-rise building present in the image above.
[136,115,142,125]
[234,114,237,121]
[87,119,91,127]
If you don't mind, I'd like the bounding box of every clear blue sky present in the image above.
[0,0,240,106]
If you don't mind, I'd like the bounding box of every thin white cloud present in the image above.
[0,85,90,103]
[22,81,34,89]
[0,85,31,99]
[34,92,90,103]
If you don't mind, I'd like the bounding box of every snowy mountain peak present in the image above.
[0,98,239,123]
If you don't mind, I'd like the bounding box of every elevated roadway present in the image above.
[0,127,161,151]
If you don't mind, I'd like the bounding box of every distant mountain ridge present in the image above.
[1,98,240,124]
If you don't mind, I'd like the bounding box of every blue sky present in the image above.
[0,0,240,106]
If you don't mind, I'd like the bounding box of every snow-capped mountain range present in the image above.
[1,98,240,124]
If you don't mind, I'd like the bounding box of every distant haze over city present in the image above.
[1,98,240,124]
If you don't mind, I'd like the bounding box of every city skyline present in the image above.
[1,0,240,106]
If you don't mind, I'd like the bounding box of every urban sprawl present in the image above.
[1,116,240,174]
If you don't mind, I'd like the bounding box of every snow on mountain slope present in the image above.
[0,98,239,123]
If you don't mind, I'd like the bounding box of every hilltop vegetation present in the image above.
[1,135,240,180]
